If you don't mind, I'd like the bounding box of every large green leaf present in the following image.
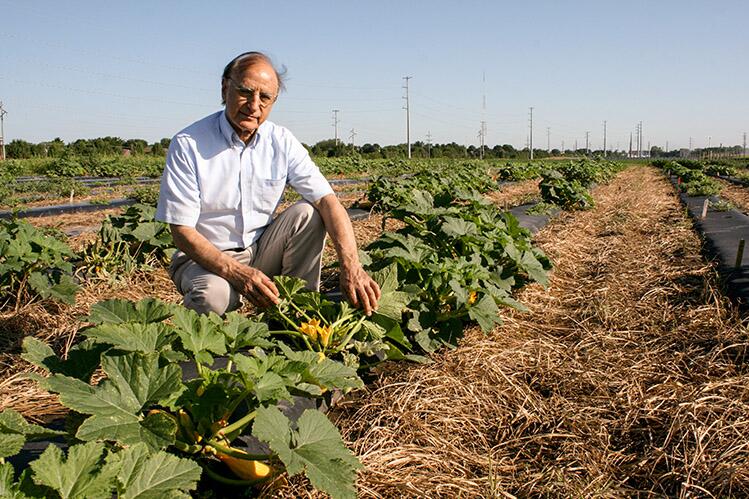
[468,295,501,332]
[87,298,174,325]
[41,352,183,450]
[369,264,411,321]
[171,308,226,364]
[112,443,201,499]
[22,337,105,382]
[253,407,361,499]
[83,323,175,353]
[0,409,66,459]
[30,441,119,499]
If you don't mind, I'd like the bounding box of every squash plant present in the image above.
[7,298,363,499]
[81,204,175,277]
[262,266,416,368]
[364,189,551,352]
[0,219,79,311]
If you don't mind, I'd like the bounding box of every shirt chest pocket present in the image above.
[255,178,287,214]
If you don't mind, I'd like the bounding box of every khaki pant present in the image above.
[169,201,327,315]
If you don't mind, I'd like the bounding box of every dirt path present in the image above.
[271,166,748,497]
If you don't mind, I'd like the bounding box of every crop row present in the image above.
[0,159,626,498]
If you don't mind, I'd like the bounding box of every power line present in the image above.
[403,76,412,159]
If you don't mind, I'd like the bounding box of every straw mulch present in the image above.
[268,166,749,498]
[485,179,540,209]
[716,178,749,215]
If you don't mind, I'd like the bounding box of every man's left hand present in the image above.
[340,265,381,316]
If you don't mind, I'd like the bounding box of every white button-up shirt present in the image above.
[156,111,333,250]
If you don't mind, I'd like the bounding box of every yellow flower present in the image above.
[299,318,321,342]
[468,291,478,304]
[318,325,333,348]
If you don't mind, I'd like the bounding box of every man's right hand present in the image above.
[170,225,281,309]
[230,266,280,309]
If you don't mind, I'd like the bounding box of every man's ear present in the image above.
[221,78,228,104]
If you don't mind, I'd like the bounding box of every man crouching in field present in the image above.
[156,51,379,316]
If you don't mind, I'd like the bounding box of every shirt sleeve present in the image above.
[284,131,334,203]
[155,135,201,226]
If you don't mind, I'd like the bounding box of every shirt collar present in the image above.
[219,110,269,149]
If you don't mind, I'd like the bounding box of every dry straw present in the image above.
[268,167,749,498]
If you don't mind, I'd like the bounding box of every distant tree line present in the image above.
[15,136,743,161]
[5,137,171,159]
[306,139,632,160]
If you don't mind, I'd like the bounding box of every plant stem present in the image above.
[172,439,202,454]
[331,314,367,354]
[218,409,257,436]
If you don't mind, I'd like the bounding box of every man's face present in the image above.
[222,60,278,142]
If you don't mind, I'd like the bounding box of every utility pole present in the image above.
[743,132,746,157]
[639,121,643,158]
[708,135,712,160]
[561,140,565,154]
[331,109,340,146]
[689,136,692,157]
[546,127,551,153]
[574,139,578,153]
[402,76,412,159]
[0,102,7,161]
[480,71,487,160]
[585,131,590,155]
[426,131,432,159]
[603,120,607,157]
[349,128,357,152]
[528,107,534,160]
[665,140,668,156]
[629,132,633,158]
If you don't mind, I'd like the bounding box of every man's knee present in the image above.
[182,277,239,316]
[286,201,324,230]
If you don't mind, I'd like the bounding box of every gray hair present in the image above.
[221,51,287,104]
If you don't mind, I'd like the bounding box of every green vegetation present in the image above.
[0,219,79,310]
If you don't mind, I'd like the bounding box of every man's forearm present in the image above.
[314,194,360,269]
[170,225,245,287]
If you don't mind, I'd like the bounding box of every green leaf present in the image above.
[468,295,501,332]
[41,352,183,450]
[83,323,174,353]
[0,409,65,440]
[0,434,25,459]
[171,308,227,364]
[369,264,411,321]
[87,298,173,325]
[252,407,361,499]
[441,216,477,238]
[113,443,201,499]
[0,462,36,499]
[21,337,105,382]
[31,441,119,499]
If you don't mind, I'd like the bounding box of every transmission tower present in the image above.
[349,128,357,152]
[603,120,607,157]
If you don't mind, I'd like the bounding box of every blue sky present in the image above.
[1,0,747,151]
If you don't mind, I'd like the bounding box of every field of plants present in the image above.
[0,156,748,498]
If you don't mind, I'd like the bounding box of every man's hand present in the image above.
[340,264,381,316]
[229,266,280,309]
